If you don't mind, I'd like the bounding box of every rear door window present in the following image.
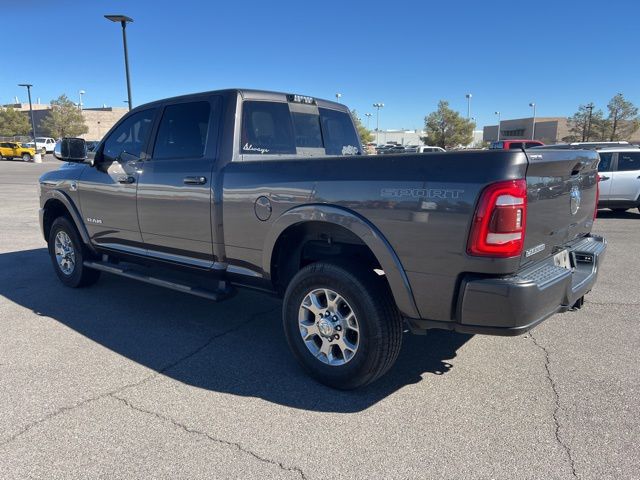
[508,142,524,150]
[319,108,361,155]
[597,152,613,172]
[616,152,640,171]
[241,101,295,155]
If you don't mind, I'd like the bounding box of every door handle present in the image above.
[117,175,135,184]
[183,176,207,185]
[599,175,610,181]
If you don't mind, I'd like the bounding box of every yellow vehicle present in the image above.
[0,142,36,161]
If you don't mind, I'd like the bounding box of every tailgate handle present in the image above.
[571,162,584,176]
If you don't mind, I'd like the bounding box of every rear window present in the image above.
[241,101,295,155]
[525,142,541,148]
[617,152,640,171]
[292,112,323,148]
[508,142,524,150]
[598,152,613,172]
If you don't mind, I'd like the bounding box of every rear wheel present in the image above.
[48,217,100,287]
[22,153,31,162]
[283,262,402,389]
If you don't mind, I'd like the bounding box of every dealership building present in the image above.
[483,117,571,144]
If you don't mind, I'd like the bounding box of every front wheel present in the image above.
[22,153,32,162]
[283,262,403,389]
[48,217,101,287]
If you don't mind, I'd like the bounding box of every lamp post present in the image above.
[105,14,134,111]
[529,102,536,140]
[78,90,85,110]
[335,93,342,103]
[364,112,372,130]
[585,103,594,141]
[465,93,472,119]
[495,111,501,141]
[17,83,41,163]
[373,103,384,145]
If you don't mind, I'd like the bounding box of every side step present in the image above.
[84,260,235,302]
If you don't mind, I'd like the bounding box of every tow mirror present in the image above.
[54,138,87,163]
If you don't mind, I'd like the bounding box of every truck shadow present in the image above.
[596,209,640,219]
[0,248,472,413]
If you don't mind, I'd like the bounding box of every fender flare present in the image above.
[262,204,419,318]
[42,190,96,252]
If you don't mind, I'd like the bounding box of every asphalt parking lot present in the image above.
[0,159,638,479]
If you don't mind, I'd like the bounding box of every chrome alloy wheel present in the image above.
[54,230,76,275]
[298,288,360,366]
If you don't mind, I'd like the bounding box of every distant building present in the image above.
[3,103,127,141]
[372,129,424,146]
[483,117,571,144]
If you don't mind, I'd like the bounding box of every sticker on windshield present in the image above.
[243,143,270,154]
[341,145,359,155]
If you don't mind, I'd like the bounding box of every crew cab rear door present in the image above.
[609,151,640,201]
[136,95,222,267]
[522,149,599,265]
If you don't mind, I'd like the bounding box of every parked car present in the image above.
[0,142,36,161]
[490,140,545,149]
[24,137,57,154]
[375,144,394,154]
[597,147,640,213]
[417,146,446,153]
[41,88,606,389]
[384,145,406,154]
[403,145,419,153]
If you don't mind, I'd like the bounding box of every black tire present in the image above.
[48,216,101,288]
[22,153,31,162]
[283,262,403,390]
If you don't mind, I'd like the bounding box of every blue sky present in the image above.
[4,0,639,130]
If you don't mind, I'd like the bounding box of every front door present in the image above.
[610,151,640,201]
[136,97,220,267]
[79,108,157,252]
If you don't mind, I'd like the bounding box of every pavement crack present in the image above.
[529,332,578,479]
[111,394,307,479]
[0,304,281,448]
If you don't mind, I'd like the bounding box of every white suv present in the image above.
[597,147,640,213]
[24,137,57,154]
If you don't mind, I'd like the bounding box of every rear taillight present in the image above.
[468,179,527,258]
[594,174,600,220]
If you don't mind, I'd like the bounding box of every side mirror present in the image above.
[54,138,87,162]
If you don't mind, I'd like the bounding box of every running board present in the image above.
[83,260,234,302]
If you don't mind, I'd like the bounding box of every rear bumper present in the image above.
[408,235,606,336]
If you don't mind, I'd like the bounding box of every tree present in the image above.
[564,103,604,142]
[606,93,639,141]
[422,100,474,149]
[0,108,31,136]
[40,94,88,138]
[350,110,373,143]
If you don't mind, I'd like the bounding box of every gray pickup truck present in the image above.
[39,89,606,389]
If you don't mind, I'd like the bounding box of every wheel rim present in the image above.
[298,288,360,366]
[54,230,76,275]
[22,154,30,161]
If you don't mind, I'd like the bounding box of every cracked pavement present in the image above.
[1,160,639,479]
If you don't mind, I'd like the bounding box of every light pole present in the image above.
[585,103,594,141]
[17,83,41,163]
[105,14,134,111]
[373,103,384,145]
[494,111,501,141]
[79,90,85,110]
[335,93,342,103]
[529,102,536,140]
[364,112,372,130]
[465,93,472,119]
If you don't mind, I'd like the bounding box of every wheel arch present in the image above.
[263,204,419,318]
[41,191,95,252]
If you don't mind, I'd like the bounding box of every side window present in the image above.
[319,108,362,155]
[241,101,295,155]
[525,142,540,148]
[597,152,613,172]
[153,101,211,159]
[508,142,523,150]
[616,152,640,171]
[103,109,155,161]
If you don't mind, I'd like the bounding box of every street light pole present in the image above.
[105,15,134,111]
[465,93,472,119]
[494,111,501,141]
[79,90,85,110]
[364,113,372,130]
[335,93,342,103]
[373,103,384,145]
[529,102,536,140]
[586,103,594,141]
[17,83,41,163]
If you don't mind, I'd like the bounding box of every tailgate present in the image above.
[522,149,599,266]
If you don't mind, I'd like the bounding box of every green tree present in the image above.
[350,110,373,143]
[422,100,474,149]
[40,94,88,138]
[606,93,639,141]
[0,108,31,136]
[564,103,605,142]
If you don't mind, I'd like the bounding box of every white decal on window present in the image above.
[243,143,270,154]
[341,145,359,155]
